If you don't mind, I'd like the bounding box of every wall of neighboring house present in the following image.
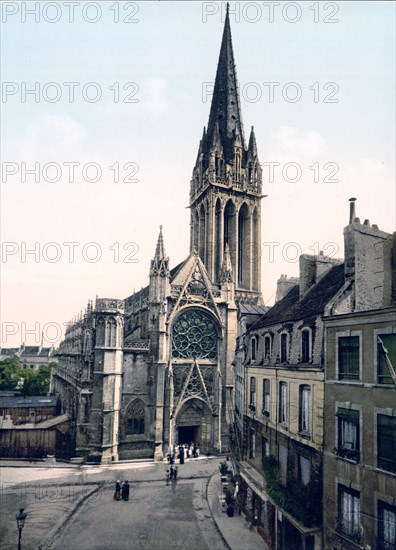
[323,308,396,550]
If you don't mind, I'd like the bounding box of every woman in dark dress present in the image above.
[121,481,130,501]
[114,480,121,501]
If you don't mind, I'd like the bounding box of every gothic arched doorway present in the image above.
[175,398,213,453]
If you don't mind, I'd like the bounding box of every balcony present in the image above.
[335,516,362,546]
[336,447,360,463]
[261,457,322,528]
[376,536,396,550]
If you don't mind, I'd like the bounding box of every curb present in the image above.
[205,472,231,550]
[37,482,104,550]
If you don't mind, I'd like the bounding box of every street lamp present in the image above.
[16,508,27,550]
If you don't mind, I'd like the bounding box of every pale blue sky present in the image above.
[1,1,395,346]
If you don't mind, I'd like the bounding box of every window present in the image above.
[337,408,360,461]
[278,444,287,486]
[378,334,396,385]
[262,379,270,417]
[264,335,272,360]
[251,337,257,361]
[279,382,288,425]
[298,455,311,485]
[249,377,256,410]
[299,385,311,435]
[249,428,255,459]
[280,333,288,363]
[126,400,145,436]
[377,414,396,473]
[262,436,269,461]
[338,335,360,380]
[172,309,218,360]
[378,501,396,550]
[301,329,311,363]
[337,485,361,542]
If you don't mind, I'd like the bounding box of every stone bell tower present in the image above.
[189,4,263,304]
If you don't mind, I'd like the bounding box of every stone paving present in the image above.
[0,457,268,550]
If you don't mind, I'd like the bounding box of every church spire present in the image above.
[248,126,258,158]
[206,2,245,162]
[154,225,166,260]
[150,226,169,278]
[221,243,234,284]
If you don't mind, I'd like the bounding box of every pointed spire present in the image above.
[155,225,166,260]
[248,126,258,158]
[207,3,245,163]
[221,243,234,283]
[150,226,170,278]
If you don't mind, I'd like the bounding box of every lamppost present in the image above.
[15,508,27,550]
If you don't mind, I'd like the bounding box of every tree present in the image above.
[0,357,23,390]
[20,363,56,396]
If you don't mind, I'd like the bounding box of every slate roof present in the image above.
[0,396,57,409]
[21,346,39,355]
[253,263,345,330]
[239,304,270,315]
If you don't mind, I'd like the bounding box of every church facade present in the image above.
[52,8,265,463]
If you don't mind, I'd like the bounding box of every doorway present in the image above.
[178,425,198,445]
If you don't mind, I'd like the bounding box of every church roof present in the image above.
[252,263,345,329]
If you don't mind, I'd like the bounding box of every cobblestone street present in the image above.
[0,458,228,550]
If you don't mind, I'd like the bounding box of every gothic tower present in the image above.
[189,5,263,304]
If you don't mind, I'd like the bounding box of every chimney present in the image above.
[299,253,342,299]
[299,256,317,299]
[349,197,357,224]
[344,199,392,310]
[275,274,299,302]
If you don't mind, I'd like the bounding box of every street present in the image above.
[0,458,228,550]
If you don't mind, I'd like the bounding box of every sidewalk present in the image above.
[207,472,269,550]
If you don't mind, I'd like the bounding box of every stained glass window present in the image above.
[172,310,217,360]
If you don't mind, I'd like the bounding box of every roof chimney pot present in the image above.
[349,197,357,224]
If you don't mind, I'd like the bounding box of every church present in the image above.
[52,6,266,463]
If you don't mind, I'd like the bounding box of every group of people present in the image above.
[167,443,200,465]
[113,480,130,501]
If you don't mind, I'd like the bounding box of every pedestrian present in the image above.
[121,480,130,501]
[114,480,121,501]
[166,469,170,486]
[174,466,178,480]
[179,447,184,465]
[170,466,174,480]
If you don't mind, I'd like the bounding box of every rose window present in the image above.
[172,310,217,360]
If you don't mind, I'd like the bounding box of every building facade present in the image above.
[51,7,264,463]
[240,201,396,549]
[241,254,344,550]
[322,207,396,550]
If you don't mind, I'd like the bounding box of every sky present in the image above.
[1,1,395,348]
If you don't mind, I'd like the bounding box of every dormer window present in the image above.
[280,332,289,363]
[264,334,272,360]
[251,337,257,361]
[301,328,311,363]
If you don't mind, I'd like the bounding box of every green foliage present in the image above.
[0,357,23,390]
[219,461,229,475]
[20,363,56,396]
[262,456,322,528]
